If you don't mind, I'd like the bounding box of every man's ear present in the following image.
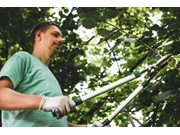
[35,30,42,41]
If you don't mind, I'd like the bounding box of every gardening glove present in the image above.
[39,96,76,119]
[87,121,111,127]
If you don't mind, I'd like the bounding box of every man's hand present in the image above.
[87,121,111,127]
[39,96,76,119]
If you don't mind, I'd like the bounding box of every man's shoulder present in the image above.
[14,51,31,57]
[13,51,32,59]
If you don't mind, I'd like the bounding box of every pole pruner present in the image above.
[51,53,172,126]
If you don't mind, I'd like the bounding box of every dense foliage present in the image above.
[0,7,180,127]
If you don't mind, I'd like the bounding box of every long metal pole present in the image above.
[101,80,150,126]
[74,72,141,105]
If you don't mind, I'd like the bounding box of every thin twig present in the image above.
[128,113,136,127]
[104,21,180,72]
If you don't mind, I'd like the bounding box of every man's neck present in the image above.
[32,50,51,65]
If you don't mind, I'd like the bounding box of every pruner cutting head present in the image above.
[154,53,172,68]
[143,53,172,79]
[149,53,172,73]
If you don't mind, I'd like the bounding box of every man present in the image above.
[0,21,106,127]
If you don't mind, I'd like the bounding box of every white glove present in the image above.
[39,96,76,119]
[87,121,111,127]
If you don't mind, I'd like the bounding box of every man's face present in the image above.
[41,25,63,56]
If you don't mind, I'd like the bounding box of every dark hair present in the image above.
[30,21,62,45]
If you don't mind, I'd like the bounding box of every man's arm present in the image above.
[68,122,87,127]
[0,77,76,119]
[68,121,111,127]
[0,77,42,110]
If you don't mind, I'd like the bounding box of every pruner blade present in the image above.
[155,53,172,67]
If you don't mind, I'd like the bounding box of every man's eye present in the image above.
[53,33,58,37]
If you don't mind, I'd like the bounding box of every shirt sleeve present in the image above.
[0,54,26,89]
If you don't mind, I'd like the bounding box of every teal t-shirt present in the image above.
[0,51,68,127]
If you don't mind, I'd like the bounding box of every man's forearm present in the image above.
[68,122,87,127]
[0,87,42,110]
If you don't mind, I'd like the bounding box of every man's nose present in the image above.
[58,37,63,44]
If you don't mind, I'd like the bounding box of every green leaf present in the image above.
[97,28,110,37]
[103,10,118,19]
[152,90,171,102]
[81,19,96,29]
[151,24,159,30]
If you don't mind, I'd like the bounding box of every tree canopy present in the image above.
[0,7,180,127]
